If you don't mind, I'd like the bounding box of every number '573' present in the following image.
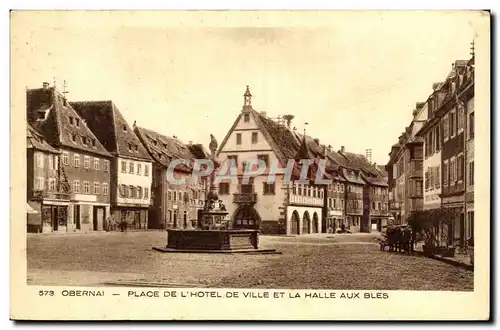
[38,290,54,296]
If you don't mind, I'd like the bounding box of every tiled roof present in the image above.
[361,172,388,187]
[134,126,207,172]
[376,165,388,177]
[70,101,152,162]
[341,168,365,185]
[27,123,59,153]
[26,87,111,158]
[339,151,380,176]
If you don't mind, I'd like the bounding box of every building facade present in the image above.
[217,86,388,235]
[27,124,71,233]
[71,101,154,230]
[27,83,113,232]
[386,102,426,225]
[134,126,208,230]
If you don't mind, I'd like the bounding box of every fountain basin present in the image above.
[152,229,280,254]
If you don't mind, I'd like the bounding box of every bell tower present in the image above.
[242,85,252,113]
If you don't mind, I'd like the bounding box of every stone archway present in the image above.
[302,211,311,234]
[232,206,261,229]
[290,210,300,235]
[312,212,319,233]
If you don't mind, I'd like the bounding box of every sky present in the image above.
[12,11,484,165]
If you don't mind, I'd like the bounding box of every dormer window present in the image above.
[75,118,80,127]
[153,140,157,146]
[158,153,162,159]
[69,116,74,125]
[91,139,96,147]
[134,145,138,151]
[122,125,127,132]
[244,114,250,123]
[128,143,132,151]
[71,134,77,143]
[82,136,87,145]
[163,143,167,149]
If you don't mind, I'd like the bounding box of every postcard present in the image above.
[10,10,490,320]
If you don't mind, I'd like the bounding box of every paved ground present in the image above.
[27,231,473,291]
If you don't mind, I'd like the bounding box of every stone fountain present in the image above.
[153,134,278,254]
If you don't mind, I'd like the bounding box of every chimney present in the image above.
[260,111,267,118]
[327,145,332,153]
[314,138,320,145]
[416,102,425,109]
[189,141,193,145]
[323,145,328,157]
[340,146,345,153]
[42,82,49,89]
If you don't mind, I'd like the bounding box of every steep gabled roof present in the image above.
[26,87,111,158]
[70,101,152,162]
[27,123,59,154]
[339,151,380,177]
[360,171,388,187]
[134,126,207,172]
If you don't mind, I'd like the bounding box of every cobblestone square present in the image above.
[27,231,473,291]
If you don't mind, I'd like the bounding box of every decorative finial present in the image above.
[62,80,69,96]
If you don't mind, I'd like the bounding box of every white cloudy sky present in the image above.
[12,11,484,164]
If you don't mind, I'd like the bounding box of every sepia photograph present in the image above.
[10,10,490,320]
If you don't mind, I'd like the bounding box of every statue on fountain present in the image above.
[199,134,229,230]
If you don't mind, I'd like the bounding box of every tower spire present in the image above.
[242,85,253,113]
[470,39,475,57]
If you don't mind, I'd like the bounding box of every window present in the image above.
[122,124,127,132]
[450,157,456,184]
[219,183,230,195]
[144,164,149,176]
[252,132,258,144]
[458,107,464,131]
[128,143,132,151]
[73,180,80,193]
[48,178,56,191]
[257,154,269,166]
[137,186,143,199]
[450,110,456,137]
[104,160,109,172]
[469,112,475,139]
[69,116,74,125]
[93,158,99,170]
[416,181,423,196]
[333,199,337,209]
[75,118,80,127]
[378,202,382,210]
[435,126,441,152]
[103,183,108,196]
[443,161,449,186]
[137,164,142,175]
[458,154,464,181]
[93,182,100,194]
[48,155,54,170]
[227,155,238,168]
[91,139,96,147]
[129,185,135,198]
[372,202,375,210]
[71,134,77,143]
[425,170,430,190]
[298,185,302,195]
[62,152,69,165]
[73,154,80,167]
[173,191,177,201]
[167,190,172,201]
[263,183,275,195]
[121,160,127,173]
[443,114,449,141]
[144,188,149,199]
[82,136,87,145]
[36,153,44,168]
[236,133,242,145]
[469,161,474,186]
[129,162,134,174]
[244,114,250,122]
[83,181,90,194]
[293,184,297,195]
[83,156,90,169]
[436,166,441,188]
[120,184,126,197]
[240,184,253,194]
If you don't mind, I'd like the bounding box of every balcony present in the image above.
[233,193,258,205]
[409,160,423,178]
[32,190,71,201]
